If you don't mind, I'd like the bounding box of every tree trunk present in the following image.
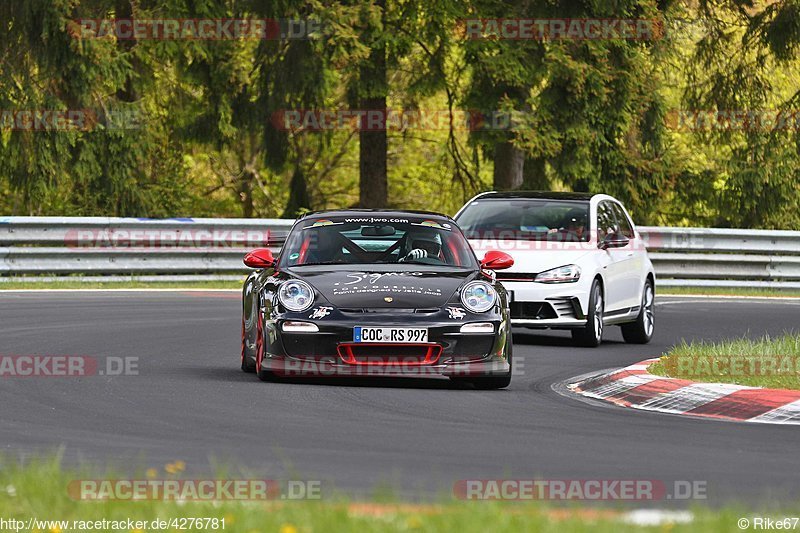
[115,0,139,103]
[522,157,548,190]
[359,103,388,207]
[493,140,524,190]
[238,172,254,218]
[573,178,590,192]
[283,167,311,218]
[358,0,388,208]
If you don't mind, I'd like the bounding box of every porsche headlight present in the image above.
[534,264,581,283]
[460,281,497,313]
[278,280,315,312]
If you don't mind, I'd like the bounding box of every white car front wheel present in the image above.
[572,280,604,347]
[621,279,655,344]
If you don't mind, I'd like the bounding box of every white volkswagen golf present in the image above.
[455,192,655,347]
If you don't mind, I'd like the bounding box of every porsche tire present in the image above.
[254,313,277,382]
[241,317,256,373]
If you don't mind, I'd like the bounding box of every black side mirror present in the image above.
[600,233,630,250]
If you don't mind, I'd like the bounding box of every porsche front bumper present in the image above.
[257,311,511,378]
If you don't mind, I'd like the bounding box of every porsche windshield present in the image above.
[280,217,477,268]
[457,199,591,242]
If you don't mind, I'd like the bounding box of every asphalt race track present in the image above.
[1,291,799,506]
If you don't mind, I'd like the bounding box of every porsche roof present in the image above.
[299,209,454,221]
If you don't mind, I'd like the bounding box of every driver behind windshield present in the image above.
[399,233,442,263]
[561,208,587,240]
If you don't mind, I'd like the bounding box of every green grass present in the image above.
[0,456,785,532]
[649,333,800,390]
[658,286,800,298]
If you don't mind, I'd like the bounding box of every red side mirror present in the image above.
[244,248,275,269]
[481,250,514,270]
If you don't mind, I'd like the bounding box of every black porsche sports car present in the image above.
[240,210,515,389]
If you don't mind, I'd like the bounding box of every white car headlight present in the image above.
[460,281,497,313]
[278,280,315,312]
[535,264,581,283]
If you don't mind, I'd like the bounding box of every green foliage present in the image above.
[0,0,798,227]
[0,0,190,216]
[681,0,800,228]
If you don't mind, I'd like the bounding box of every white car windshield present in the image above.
[457,199,590,242]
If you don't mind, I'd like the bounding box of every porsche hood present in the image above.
[284,268,479,308]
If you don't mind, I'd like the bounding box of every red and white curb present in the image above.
[568,359,800,425]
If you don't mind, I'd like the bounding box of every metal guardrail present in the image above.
[0,217,798,289]
[0,217,293,280]
[639,226,800,289]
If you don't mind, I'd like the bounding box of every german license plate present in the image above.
[353,327,428,343]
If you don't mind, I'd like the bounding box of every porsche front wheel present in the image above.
[241,317,256,373]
